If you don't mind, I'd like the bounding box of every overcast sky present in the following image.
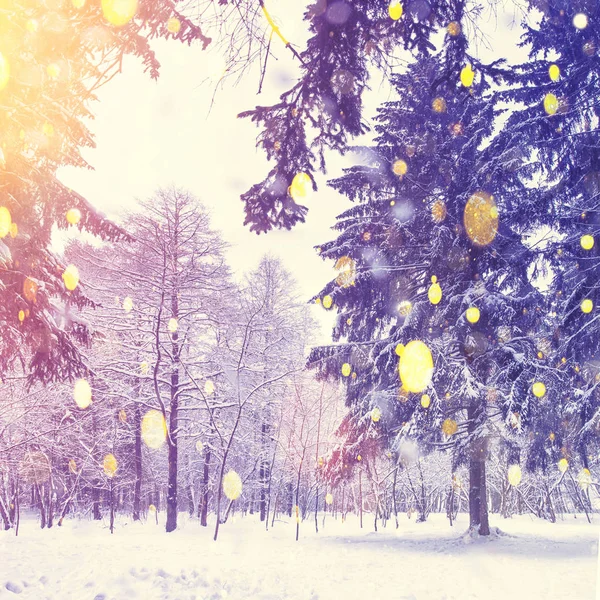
[56,1,526,341]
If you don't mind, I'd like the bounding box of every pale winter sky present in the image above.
[56,1,526,341]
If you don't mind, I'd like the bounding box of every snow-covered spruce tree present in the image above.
[488,1,600,489]
[308,40,548,534]
[239,0,489,233]
[0,0,211,385]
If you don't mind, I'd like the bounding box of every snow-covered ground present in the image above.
[1,512,598,600]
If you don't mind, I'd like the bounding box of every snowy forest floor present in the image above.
[1,512,598,600]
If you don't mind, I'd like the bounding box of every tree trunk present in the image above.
[259,423,269,522]
[132,395,143,522]
[446,486,454,527]
[314,484,319,534]
[469,433,490,535]
[0,495,11,530]
[359,471,363,529]
[109,480,115,534]
[165,406,178,531]
[286,482,293,517]
[92,482,102,520]
[200,449,210,527]
[295,459,304,541]
[417,459,428,522]
[479,442,490,535]
[37,484,46,529]
[165,297,180,533]
[14,481,20,537]
[392,467,399,529]
[544,480,556,523]
[467,403,490,536]
[47,485,53,529]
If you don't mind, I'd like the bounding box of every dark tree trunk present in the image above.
[132,395,143,522]
[92,483,102,520]
[446,485,455,527]
[109,480,115,534]
[359,471,363,529]
[8,483,16,523]
[200,449,210,527]
[0,495,11,530]
[295,462,302,542]
[468,424,490,536]
[392,467,399,529]
[479,442,490,535]
[314,484,319,534]
[165,398,178,532]
[14,482,20,537]
[37,484,46,529]
[469,451,482,529]
[286,482,293,517]
[259,423,269,522]
[47,485,53,529]
[165,294,180,533]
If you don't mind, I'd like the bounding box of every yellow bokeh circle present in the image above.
[290,172,311,202]
[578,468,591,489]
[388,1,403,20]
[432,97,446,113]
[543,93,558,115]
[399,340,434,393]
[442,418,458,436]
[0,206,11,238]
[0,52,9,92]
[102,0,138,27]
[66,208,81,225]
[466,307,480,324]
[62,264,80,291]
[532,381,546,398]
[223,470,243,500]
[392,159,408,177]
[581,298,593,314]
[141,410,167,449]
[428,276,442,305]
[103,453,118,478]
[447,21,461,36]
[581,234,594,250]
[73,378,92,409]
[507,464,522,486]
[167,17,181,33]
[463,191,498,246]
[460,64,474,87]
